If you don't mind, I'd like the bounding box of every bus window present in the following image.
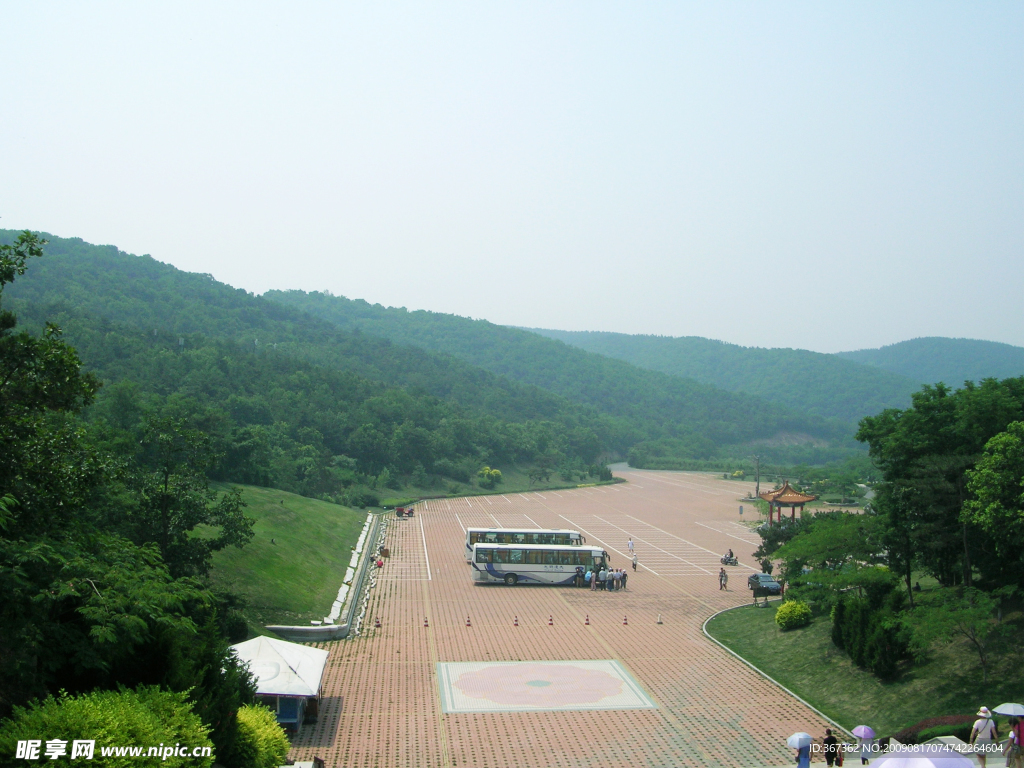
[558,551,573,565]
[493,549,509,563]
[508,549,523,564]
[512,533,525,544]
[525,550,543,564]
[475,549,493,564]
[542,551,559,565]
[469,532,480,544]
[484,533,498,543]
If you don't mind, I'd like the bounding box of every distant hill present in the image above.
[836,337,1024,386]
[2,231,856,473]
[264,289,857,463]
[523,329,919,423]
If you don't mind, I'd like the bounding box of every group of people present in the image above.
[790,707,1024,768]
[581,565,628,590]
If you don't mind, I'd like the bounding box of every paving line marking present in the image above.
[518,493,531,501]
[523,514,541,527]
[592,515,713,575]
[694,521,761,548]
[419,515,432,581]
[453,514,466,533]
[489,513,501,525]
[625,514,758,572]
[533,492,547,499]
[501,495,512,503]
[556,513,661,576]
[464,497,472,508]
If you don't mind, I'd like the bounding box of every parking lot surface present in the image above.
[289,470,831,768]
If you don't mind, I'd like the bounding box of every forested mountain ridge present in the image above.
[2,231,855,467]
[524,328,919,422]
[0,232,611,430]
[264,288,855,459]
[837,337,1024,386]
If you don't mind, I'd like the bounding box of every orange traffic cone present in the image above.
[548,614,553,626]
[466,615,471,627]
[623,615,628,626]
[584,614,590,626]
[374,616,381,629]
[513,615,519,627]
[423,616,429,628]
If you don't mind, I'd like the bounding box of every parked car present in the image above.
[747,573,782,594]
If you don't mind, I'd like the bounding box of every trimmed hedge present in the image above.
[776,600,812,630]
[893,715,975,745]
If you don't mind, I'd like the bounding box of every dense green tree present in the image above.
[963,421,1024,586]
[857,378,1024,586]
[125,419,253,579]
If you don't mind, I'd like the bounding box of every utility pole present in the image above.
[752,454,761,499]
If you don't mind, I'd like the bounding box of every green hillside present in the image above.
[3,231,858,470]
[205,483,366,630]
[837,337,1024,385]
[524,329,918,422]
[264,289,857,463]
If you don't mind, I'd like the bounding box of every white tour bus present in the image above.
[470,543,609,586]
[464,527,585,562]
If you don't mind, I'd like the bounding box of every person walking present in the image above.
[795,743,810,768]
[632,553,638,571]
[1006,716,1022,768]
[621,569,628,590]
[627,538,634,554]
[971,706,998,768]
[598,566,607,591]
[590,568,597,590]
[856,736,873,765]
[614,569,623,590]
[719,567,728,590]
[823,729,839,768]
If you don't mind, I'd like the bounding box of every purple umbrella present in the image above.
[853,725,876,739]
[869,745,974,767]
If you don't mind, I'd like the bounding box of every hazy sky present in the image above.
[2,3,1022,353]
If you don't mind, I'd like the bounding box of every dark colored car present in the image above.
[747,573,782,594]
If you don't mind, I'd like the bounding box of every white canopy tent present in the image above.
[231,637,329,698]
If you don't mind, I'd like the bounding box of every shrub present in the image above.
[0,687,212,767]
[775,600,812,630]
[233,705,290,768]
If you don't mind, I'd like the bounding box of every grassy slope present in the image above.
[837,337,1024,386]
[706,602,1024,736]
[207,483,366,630]
[526,328,918,423]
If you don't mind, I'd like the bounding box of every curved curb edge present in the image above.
[702,601,854,740]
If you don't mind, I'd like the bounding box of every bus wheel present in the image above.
[504,574,518,586]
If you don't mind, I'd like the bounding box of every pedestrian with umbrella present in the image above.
[852,725,875,765]
[788,732,813,768]
[995,704,1024,768]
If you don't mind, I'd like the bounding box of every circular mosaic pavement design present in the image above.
[436,660,658,713]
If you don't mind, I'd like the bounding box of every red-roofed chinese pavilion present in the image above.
[759,481,816,525]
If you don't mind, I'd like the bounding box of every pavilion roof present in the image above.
[759,480,816,504]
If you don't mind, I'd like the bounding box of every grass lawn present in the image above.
[206,483,367,632]
[706,601,1024,737]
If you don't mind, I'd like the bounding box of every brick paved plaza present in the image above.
[290,470,833,768]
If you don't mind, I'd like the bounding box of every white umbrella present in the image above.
[787,732,813,748]
[869,745,974,767]
[994,702,1024,717]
